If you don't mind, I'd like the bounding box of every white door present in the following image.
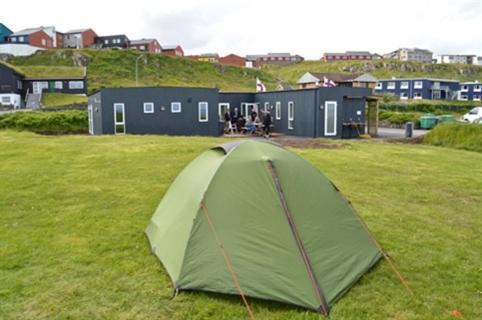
[114,103,125,134]
[88,104,94,135]
[324,101,337,136]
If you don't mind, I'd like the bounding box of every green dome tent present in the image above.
[145,140,385,316]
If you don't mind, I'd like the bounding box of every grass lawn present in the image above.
[0,132,480,320]
[41,93,87,108]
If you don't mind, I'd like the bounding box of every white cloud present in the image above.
[1,0,481,58]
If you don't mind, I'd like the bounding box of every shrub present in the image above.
[0,110,88,133]
[423,122,482,152]
[380,100,478,114]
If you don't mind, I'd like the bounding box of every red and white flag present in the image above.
[256,78,267,92]
[322,76,337,88]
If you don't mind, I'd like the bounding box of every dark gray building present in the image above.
[94,35,130,49]
[88,86,371,138]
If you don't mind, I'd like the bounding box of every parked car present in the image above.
[462,107,482,124]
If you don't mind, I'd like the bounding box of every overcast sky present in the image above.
[3,0,482,59]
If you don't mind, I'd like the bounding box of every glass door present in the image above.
[88,104,94,134]
[114,103,125,134]
[324,101,337,136]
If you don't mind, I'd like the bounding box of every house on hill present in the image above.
[322,51,378,62]
[297,72,378,89]
[384,48,433,63]
[94,34,130,49]
[375,78,460,100]
[162,45,184,57]
[6,28,54,48]
[0,62,24,108]
[63,28,97,48]
[0,23,13,43]
[129,39,162,53]
[219,54,247,68]
[246,53,304,67]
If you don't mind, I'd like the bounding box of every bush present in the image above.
[0,110,88,133]
[423,122,482,152]
[378,109,420,125]
[380,100,478,114]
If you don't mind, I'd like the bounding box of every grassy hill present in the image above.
[263,60,482,87]
[7,49,279,93]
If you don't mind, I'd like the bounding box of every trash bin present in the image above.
[438,115,455,123]
[405,122,413,138]
[420,113,438,129]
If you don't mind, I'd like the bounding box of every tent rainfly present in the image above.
[145,140,410,317]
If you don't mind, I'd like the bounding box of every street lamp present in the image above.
[135,55,144,87]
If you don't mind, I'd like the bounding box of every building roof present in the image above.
[297,72,377,84]
[129,38,158,45]
[0,23,13,33]
[378,77,459,83]
[64,28,91,34]
[324,51,373,56]
[10,28,44,36]
[97,34,129,38]
[162,45,181,50]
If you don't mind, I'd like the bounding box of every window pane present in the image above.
[115,105,124,123]
[115,124,124,134]
[326,103,336,134]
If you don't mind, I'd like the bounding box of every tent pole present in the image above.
[200,201,257,320]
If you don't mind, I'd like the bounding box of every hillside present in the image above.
[6,49,278,93]
[263,60,482,87]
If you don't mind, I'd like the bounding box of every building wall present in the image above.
[0,24,13,43]
[459,83,482,101]
[323,53,373,62]
[82,30,97,48]
[375,79,460,100]
[23,78,87,94]
[56,33,64,48]
[92,87,220,135]
[88,91,103,135]
[96,35,130,48]
[0,64,24,95]
[163,47,184,56]
[64,33,82,48]
[0,93,21,108]
[28,31,53,48]
[130,41,161,53]
[219,54,246,67]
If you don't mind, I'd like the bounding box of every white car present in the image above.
[462,107,482,124]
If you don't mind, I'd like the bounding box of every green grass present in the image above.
[424,122,482,152]
[263,59,482,87]
[16,66,85,78]
[41,93,87,108]
[0,132,480,319]
[7,49,279,94]
[0,110,87,133]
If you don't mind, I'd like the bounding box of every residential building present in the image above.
[94,35,130,48]
[63,28,97,48]
[0,62,24,108]
[246,53,304,67]
[436,54,477,65]
[478,57,482,65]
[297,72,378,89]
[459,81,482,101]
[87,85,371,139]
[129,39,162,53]
[198,53,220,63]
[24,76,87,95]
[219,54,247,68]
[162,45,184,57]
[0,23,13,43]
[375,78,460,100]
[384,48,433,63]
[322,51,376,62]
[6,28,54,48]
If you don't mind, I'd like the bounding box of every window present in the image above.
[387,82,396,90]
[473,95,481,101]
[264,102,269,112]
[461,85,469,92]
[11,37,17,42]
[104,39,109,44]
[1,96,11,104]
[41,39,46,46]
[171,102,181,113]
[17,80,22,89]
[474,85,482,92]
[460,94,468,101]
[140,45,146,50]
[375,82,383,90]
[413,92,422,100]
[143,102,154,113]
[288,101,294,130]
[19,36,25,42]
[54,81,63,89]
[218,103,230,121]
[69,81,84,89]
[324,101,337,136]
[114,103,125,134]
[275,102,281,120]
[400,81,409,89]
[414,81,423,89]
[198,102,208,122]
[400,92,409,100]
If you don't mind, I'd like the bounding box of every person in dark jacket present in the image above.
[230,107,240,125]
[263,111,272,137]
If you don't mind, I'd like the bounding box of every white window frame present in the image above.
[264,102,269,112]
[143,102,154,114]
[1,96,11,104]
[69,81,84,89]
[88,104,94,135]
[288,101,294,130]
[324,101,337,136]
[375,82,383,90]
[414,81,423,89]
[413,92,423,100]
[387,82,396,90]
[460,94,468,101]
[19,36,25,42]
[218,103,230,122]
[275,102,281,120]
[473,95,481,101]
[461,85,469,92]
[54,81,63,89]
[400,92,409,100]
[198,102,209,122]
[113,103,125,134]
[171,102,181,113]
[474,85,482,92]
[400,81,409,89]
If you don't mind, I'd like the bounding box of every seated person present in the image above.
[246,113,257,134]
[237,116,246,132]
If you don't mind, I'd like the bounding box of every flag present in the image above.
[256,78,267,92]
[322,76,337,88]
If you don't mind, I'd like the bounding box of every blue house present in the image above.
[375,78,460,100]
[0,23,13,43]
[459,82,482,101]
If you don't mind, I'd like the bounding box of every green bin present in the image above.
[438,115,455,123]
[420,113,438,129]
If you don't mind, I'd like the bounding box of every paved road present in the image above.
[377,127,428,139]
